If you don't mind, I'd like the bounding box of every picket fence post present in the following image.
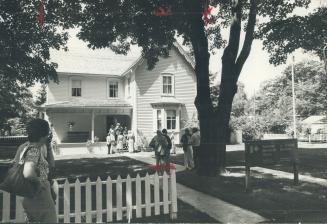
[169,171,178,220]
[116,175,123,221]
[75,178,81,223]
[53,179,59,221]
[64,179,70,223]
[15,196,24,222]
[96,177,102,223]
[145,173,151,217]
[135,174,142,218]
[126,175,132,222]
[163,172,169,214]
[2,191,10,222]
[85,178,92,223]
[154,172,160,215]
[106,176,113,222]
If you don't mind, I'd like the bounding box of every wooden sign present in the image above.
[244,139,299,191]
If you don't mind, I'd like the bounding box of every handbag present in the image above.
[0,145,40,198]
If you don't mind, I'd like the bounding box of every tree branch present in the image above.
[222,0,242,63]
[235,0,257,76]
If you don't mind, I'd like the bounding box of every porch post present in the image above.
[91,110,95,143]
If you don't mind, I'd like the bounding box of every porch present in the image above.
[43,99,133,143]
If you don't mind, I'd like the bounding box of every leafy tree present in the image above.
[0,78,34,135]
[67,0,315,175]
[0,0,80,86]
[251,59,326,136]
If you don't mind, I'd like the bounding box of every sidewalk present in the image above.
[125,152,267,223]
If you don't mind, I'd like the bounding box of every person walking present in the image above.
[14,119,57,222]
[116,131,124,153]
[107,125,115,154]
[190,127,200,169]
[127,130,135,153]
[162,129,172,174]
[149,130,168,175]
[181,128,194,170]
[170,131,176,154]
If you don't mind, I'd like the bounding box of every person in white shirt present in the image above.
[190,127,200,169]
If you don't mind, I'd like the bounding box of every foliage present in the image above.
[257,7,327,65]
[0,77,36,135]
[0,0,80,86]
[246,59,326,137]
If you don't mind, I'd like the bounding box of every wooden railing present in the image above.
[0,172,178,223]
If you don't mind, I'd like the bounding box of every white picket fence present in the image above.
[0,171,177,223]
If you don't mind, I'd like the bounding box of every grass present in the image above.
[1,156,216,223]
[170,147,327,222]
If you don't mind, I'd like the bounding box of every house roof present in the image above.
[50,32,195,76]
[44,99,132,109]
[302,116,327,124]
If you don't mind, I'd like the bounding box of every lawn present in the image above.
[1,156,216,223]
[170,147,327,222]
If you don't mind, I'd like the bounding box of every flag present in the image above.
[37,0,45,27]
[203,5,213,26]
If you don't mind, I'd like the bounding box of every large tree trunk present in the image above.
[188,0,257,176]
[188,0,220,176]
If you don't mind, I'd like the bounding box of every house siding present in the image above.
[47,73,125,104]
[135,48,197,146]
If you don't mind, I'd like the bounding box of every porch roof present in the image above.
[43,99,132,113]
[150,97,184,107]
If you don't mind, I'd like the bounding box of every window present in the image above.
[166,110,176,130]
[157,110,162,130]
[72,80,81,97]
[162,75,173,95]
[127,78,131,97]
[109,81,119,98]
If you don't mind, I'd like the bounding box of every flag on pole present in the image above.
[37,0,45,27]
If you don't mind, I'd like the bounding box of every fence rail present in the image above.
[0,171,177,223]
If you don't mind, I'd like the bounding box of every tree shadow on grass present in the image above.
[177,169,327,223]
[53,156,155,183]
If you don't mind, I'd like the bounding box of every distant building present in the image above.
[41,41,198,147]
[301,116,327,134]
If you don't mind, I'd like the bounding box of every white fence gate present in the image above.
[0,171,177,223]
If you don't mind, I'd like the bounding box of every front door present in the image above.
[106,115,131,133]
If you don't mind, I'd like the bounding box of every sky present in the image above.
[30,0,325,98]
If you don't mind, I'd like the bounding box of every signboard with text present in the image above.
[244,139,299,191]
[245,139,298,166]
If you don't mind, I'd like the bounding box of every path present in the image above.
[125,152,267,223]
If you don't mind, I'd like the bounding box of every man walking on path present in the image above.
[149,130,168,174]
[181,128,194,170]
[190,127,200,169]
[162,129,172,173]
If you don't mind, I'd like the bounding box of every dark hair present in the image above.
[26,119,50,142]
[192,127,198,133]
[156,130,162,135]
[162,129,167,134]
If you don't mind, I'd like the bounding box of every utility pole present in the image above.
[291,55,297,139]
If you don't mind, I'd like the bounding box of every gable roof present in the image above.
[302,116,327,124]
[50,34,195,76]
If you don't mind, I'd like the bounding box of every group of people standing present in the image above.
[149,127,200,173]
[181,127,200,170]
[106,123,135,154]
[149,129,173,174]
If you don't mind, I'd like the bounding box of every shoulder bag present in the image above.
[0,144,40,198]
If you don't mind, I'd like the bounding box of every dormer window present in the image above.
[71,80,82,97]
[162,74,174,95]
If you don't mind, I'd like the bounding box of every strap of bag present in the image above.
[19,143,42,166]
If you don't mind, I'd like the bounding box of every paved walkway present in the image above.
[125,152,267,223]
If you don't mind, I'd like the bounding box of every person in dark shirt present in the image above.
[162,129,172,174]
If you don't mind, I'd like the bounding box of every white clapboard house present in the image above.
[42,39,198,148]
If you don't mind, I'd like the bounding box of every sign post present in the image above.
[245,139,299,192]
